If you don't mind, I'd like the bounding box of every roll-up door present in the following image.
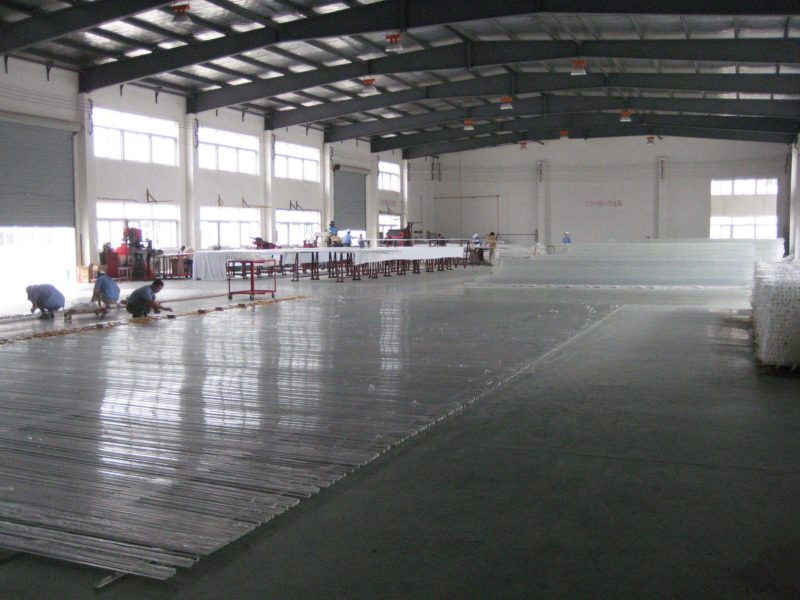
[333,168,366,230]
[0,120,75,227]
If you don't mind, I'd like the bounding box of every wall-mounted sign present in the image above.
[584,200,623,207]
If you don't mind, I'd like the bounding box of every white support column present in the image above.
[535,160,548,246]
[789,139,800,258]
[74,94,97,266]
[322,143,333,226]
[182,114,197,248]
[400,159,409,233]
[365,157,378,237]
[655,156,668,239]
[262,130,273,240]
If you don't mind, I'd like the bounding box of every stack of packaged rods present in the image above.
[752,261,800,368]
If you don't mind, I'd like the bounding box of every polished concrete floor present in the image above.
[0,270,798,599]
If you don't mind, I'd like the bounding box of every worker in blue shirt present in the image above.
[343,230,352,246]
[125,279,172,318]
[26,284,65,319]
[91,272,120,312]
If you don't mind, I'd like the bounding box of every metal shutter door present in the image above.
[0,120,75,227]
[333,169,366,230]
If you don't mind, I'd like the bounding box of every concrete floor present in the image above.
[0,271,798,599]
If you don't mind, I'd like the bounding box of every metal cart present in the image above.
[226,259,277,300]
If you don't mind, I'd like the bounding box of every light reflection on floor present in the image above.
[0,273,615,578]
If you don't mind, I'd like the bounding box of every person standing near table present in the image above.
[26,284,65,319]
[125,279,172,318]
[561,231,572,253]
[343,230,352,246]
[486,231,497,265]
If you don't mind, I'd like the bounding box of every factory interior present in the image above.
[1,1,800,598]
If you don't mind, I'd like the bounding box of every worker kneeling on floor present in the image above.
[26,284,65,319]
[126,279,172,318]
[92,271,120,312]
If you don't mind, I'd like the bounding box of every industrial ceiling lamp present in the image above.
[570,59,587,76]
[360,77,377,94]
[385,33,404,53]
[500,96,514,110]
[463,118,475,131]
[646,135,655,145]
[620,109,633,123]
[171,2,191,22]
[519,140,528,150]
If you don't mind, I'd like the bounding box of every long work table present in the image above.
[193,246,469,282]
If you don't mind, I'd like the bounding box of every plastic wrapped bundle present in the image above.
[752,261,800,368]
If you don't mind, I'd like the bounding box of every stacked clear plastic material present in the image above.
[0,291,616,579]
[485,240,784,288]
[752,261,800,368]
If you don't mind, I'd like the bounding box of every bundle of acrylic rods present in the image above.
[0,289,614,578]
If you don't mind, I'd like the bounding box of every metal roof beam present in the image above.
[0,0,171,54]
[376,113,798,152]
[273,90,800,131]
[79,0,800,93]
[403,126,793,158]
[191,39,800,113]
[327,74,800,141]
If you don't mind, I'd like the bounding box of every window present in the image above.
[378,161,401,192]
[199,206,260,249]
[709,178,778,240]
[711,179,777,196]
[274,141,319,182]
[96,200,180,249]
[379,213,401,237]
[92,108,178,166]
[733,179,756,196]
[710,180,732,196]
[198,127,259,175]
[710,215,777,240]
[275,209,321,247]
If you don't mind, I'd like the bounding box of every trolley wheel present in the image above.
[228,294,233,300]
[249,294,255,300]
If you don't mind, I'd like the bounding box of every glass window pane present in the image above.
[124,131,150,162]
[97,221,111,249]
[94,127,122,160]
[152,136,176,166]
[218,146,237,172]
[756,178,778,195]
[274,155,288,178]
[733,179,756,195]
[198,143,217,170]
[756,224,777,239]
[276,223,289,246]
[157,221,178,248]
[219,221,240,247]
[710,180,732,196]
[238,149,257,175]
[200,221,219,249]
[303,159,318,181]
[288,157,303,179]
[732,224,754,239]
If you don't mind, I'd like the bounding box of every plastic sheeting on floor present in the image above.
[0,282,614,579]
[479,240,784,288]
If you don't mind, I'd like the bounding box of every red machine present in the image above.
[384,222,415,246]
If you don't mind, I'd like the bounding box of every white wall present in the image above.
[409,136,790,248]
[0,57,78,123]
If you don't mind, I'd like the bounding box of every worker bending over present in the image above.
[91,272,120,312]
[26,284,65,319]
[125,279,172,318]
